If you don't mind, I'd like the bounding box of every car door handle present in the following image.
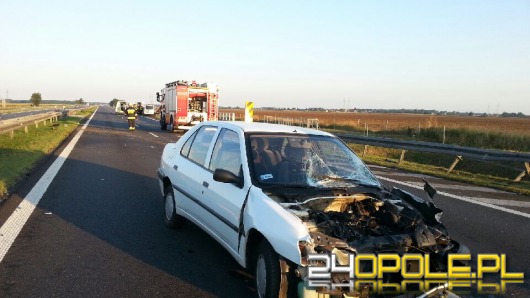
[202,181,209,188]
[173,165,178,171]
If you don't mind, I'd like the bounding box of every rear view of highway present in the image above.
[0,107,529,297]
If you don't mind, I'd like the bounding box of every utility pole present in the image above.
[2,89,6,108]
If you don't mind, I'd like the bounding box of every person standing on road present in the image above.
[126,104,137,131]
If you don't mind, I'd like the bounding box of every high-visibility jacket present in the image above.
[126,107,137,120]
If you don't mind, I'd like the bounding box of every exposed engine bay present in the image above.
[302,194,452,255]
[271,187,467,272]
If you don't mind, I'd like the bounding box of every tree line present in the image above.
[25,93,85,106]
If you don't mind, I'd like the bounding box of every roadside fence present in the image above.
[0,112,62,140]
[336,134,530,182]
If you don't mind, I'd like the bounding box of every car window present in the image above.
[209,129,242,176]
[187,126,218,166]
[180,131,197,158]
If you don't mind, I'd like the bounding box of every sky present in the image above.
[1,0,529,114]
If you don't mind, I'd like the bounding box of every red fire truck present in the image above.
[156,80,219,132]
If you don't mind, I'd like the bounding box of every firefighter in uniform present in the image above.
[126,104,137,131]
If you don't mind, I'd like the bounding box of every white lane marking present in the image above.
[377,176,530,219]
[469,197,530,208]
[391,181,530,207]
[401,180,510,194]
[149,132,159,138]
[0,108,98,263]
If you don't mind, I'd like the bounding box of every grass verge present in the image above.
[348,144,530,196]
[0,107,96,200]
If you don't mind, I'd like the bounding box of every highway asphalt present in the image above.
[0,106,528,297]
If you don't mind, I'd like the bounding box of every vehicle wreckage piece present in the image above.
[277,189,467,295]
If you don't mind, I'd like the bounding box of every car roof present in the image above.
[202,121,333,136]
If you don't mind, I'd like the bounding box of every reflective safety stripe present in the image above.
[126,108,137,120]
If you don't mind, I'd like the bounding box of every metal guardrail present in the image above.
[335,133,530,182]
[335,134,530,162]
[0,112,63,136]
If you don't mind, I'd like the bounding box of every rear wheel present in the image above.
[164,186,185,229]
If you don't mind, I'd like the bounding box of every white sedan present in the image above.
[157,121,466,298]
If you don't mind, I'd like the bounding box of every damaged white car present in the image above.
[157,121,467,298]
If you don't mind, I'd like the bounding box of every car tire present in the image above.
[168,116,175,133]
[164,186,185,229]
[255,240,282,298]
[160,114,167,130]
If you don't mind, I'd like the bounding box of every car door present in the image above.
[201,128,249,252]
[172,125,218,223]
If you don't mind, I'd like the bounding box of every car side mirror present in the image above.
[213,168,243,188]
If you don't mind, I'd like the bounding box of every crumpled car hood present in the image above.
[268,186,460,258]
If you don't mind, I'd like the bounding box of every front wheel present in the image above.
[168,116,175,133]
[255,240,282,298]
[164,186,185,229]
[160,114,167,130]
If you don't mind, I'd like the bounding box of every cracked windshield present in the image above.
[249,134,381,188]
